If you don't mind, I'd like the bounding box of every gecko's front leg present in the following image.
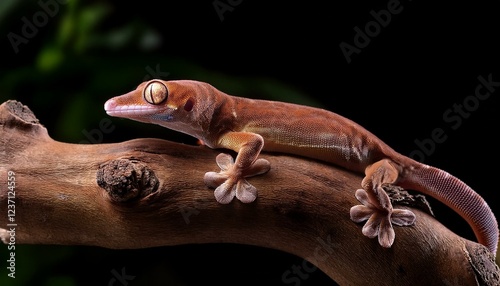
[203,132,271,204]
[350,159,416,248]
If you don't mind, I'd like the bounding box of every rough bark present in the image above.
[0,100,498,285]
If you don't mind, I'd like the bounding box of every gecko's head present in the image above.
[104,79,214,135]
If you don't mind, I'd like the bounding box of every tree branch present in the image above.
[0,100,498,285]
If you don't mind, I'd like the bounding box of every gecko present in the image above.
[104,79,498,255]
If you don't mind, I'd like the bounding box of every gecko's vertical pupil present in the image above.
[144,80,168,105]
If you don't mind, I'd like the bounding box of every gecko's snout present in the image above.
[104,98,119,116]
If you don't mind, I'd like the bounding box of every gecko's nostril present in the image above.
[104,99,117,113]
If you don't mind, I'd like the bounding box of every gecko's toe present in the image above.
[204,171,228,188]
[235,179,257,203]
[205,153,235,202]
[367,209,415,247]
[354,188,378,208]
[245,158,271,177]
[214,180,236,204]
[350,188,382,223]
[378,215,395,248]
[391,208,416,226]
[359,211,395,248]
[214,153,234,171]
[361,211,383,239]
[350,205,374,223]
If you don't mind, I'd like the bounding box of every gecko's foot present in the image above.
[204,153,271,204]
[350,188,416,248]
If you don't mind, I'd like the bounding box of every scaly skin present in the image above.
[104,79,498,255]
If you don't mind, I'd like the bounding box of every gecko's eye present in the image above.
[143,80,168,105]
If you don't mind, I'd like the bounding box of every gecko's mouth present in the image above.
[104,99,172,122]
[104,99,166,117]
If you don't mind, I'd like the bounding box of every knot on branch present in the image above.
[96,159,159,202]
[466,242,500,285]
[0,100,43,133]
[4,100,39,124]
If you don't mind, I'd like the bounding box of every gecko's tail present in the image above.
[399,163,499,256]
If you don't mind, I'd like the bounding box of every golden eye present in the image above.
[143,80,168,105]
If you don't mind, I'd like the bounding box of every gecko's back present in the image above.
[221,95,396,173]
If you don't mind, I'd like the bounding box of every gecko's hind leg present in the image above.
[349,159,416,248]
[204,153,270,204]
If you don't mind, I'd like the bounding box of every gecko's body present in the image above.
[104,79,498,255]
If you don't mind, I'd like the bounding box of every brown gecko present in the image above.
[104,79,498,255]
